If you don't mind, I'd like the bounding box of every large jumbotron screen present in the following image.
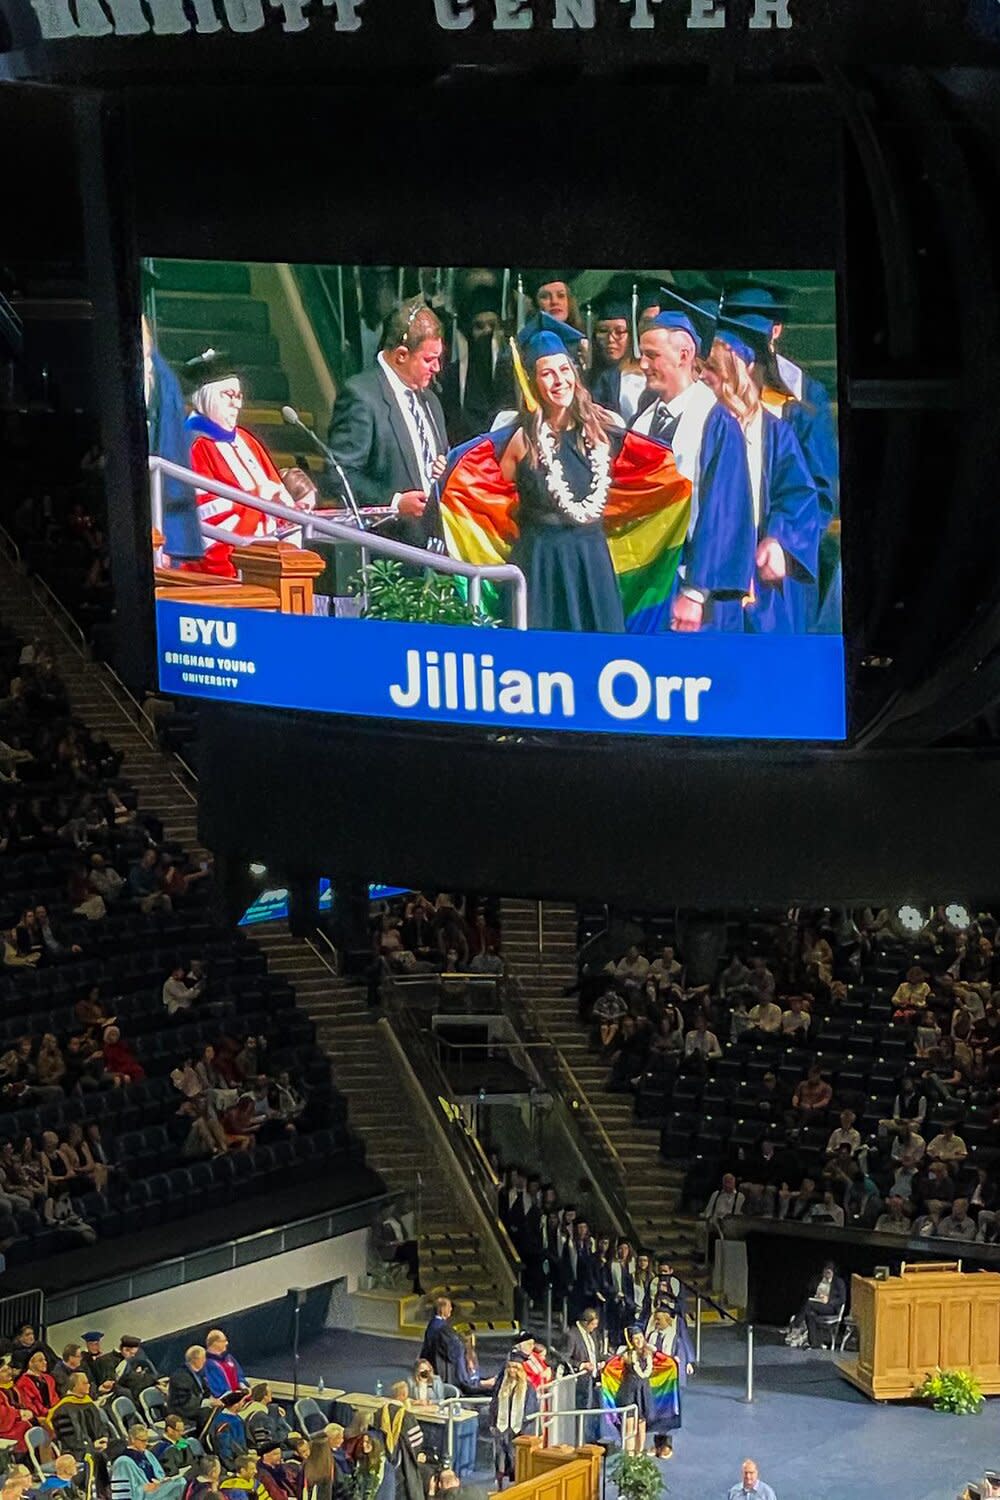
[145,262,844,741]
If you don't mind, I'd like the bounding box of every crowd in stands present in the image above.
[1,1320,406,1500]
[2,618,361,1270]
[4,433,114,650]
[580,908,1000,1257]
[371,895,503,981]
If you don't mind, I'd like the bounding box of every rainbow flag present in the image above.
[600,1351,681,1433]
[436,426,691,633]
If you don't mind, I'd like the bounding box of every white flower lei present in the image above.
[537,420,611,523]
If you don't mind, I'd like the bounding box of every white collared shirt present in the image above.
[377,351,439,498]
[631,378,719,541]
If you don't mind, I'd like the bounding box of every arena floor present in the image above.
[265,1324,996,1500]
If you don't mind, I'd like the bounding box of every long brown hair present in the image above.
[303,1437,333,1490]
[703,339,760,427]
[520,364,612,466]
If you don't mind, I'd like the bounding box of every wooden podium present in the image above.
[836,1261,1000,1400]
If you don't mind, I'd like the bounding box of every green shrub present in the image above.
[608,1451,666,1500]
[916,1367,985,1414]
[350,559,496,627]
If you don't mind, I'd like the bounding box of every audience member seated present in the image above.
[111,1425,187,1500]
[203,1331,247,1397]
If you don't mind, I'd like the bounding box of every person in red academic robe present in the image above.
[15,1351,59,1421]
[179,350,317,579]
[0,1363,34,1450]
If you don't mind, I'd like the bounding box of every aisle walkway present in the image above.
[274,1325,994,1500]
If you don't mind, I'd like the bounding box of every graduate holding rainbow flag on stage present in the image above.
[601,1325,681,1456]
[435,313,691,634]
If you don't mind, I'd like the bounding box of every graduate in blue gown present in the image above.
[700,318,822,633]
[630,286,759,633]
[142,316,203,563]
[723,281,839,626]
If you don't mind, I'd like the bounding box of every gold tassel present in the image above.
[509,336,539,414]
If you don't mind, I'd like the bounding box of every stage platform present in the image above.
[263,1324,996,1500]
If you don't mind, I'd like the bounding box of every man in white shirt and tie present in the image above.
[630,287,754,632]
[327,301,449,549]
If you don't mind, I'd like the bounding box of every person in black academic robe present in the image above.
[562,1224,600,1323]
[418,1300,463,1389]
[439,284,516,446]
[606,1242,637,1348]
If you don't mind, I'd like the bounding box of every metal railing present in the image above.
[148,455,529,628]
[0,1287,46,1343]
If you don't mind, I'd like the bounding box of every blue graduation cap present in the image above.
[517,311,586,372]
[648,286,718,360]
[714,315,771,367]
[722,280,794,335]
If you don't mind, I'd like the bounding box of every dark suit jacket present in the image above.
[167,1363,213,1422]
[326,364,447,548]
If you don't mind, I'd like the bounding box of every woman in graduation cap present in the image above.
[488,1352,539,1490]
[588,288,647,423]
[434,312,692,634]
[700,318,822,633]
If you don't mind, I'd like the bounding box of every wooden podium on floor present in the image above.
[836,1261,1000,1400]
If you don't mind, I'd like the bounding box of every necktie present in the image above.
[406,389,436,485]
[652,404,680,447]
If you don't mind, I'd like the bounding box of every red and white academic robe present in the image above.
[184,425,290,578]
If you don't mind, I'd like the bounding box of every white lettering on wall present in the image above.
[433,0,475,27]
[321,0,365,29]
[623,0,661,29]
[74,0,114,36]
[222,0,264,32]
[103,0,149,34]
[553,0,595,28]
[687,0,725,27]
[493,0,533,29]
[270,0,311,30]
[149,0,193,34]
[748,0,791,27]
[29,0,79,38]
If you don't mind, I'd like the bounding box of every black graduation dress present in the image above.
[511,430,625,634]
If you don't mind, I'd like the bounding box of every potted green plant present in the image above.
[350,559,496,627]
[608,1451,666,1500]
[916,1367,985,1414]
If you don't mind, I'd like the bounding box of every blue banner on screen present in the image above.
[157,600,845,740]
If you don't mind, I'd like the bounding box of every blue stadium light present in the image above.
[945,903,971,930]
[897,905,924,932]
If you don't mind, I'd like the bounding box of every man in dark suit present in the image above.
[563,1307,605,1440]
[418,1296,462,1388]
[167,1344,220,1426]
[326,302,447,549]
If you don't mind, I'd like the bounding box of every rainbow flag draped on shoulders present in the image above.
[435,425,691,633]
[600,1350,680,1432]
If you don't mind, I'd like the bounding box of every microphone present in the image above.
[281,404,365,530]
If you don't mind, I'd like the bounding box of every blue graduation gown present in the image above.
[781,369,839,631]
[708,413,821,634]
[149,349,203,561]
[681,404,757,608]
[783,371,838,524]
